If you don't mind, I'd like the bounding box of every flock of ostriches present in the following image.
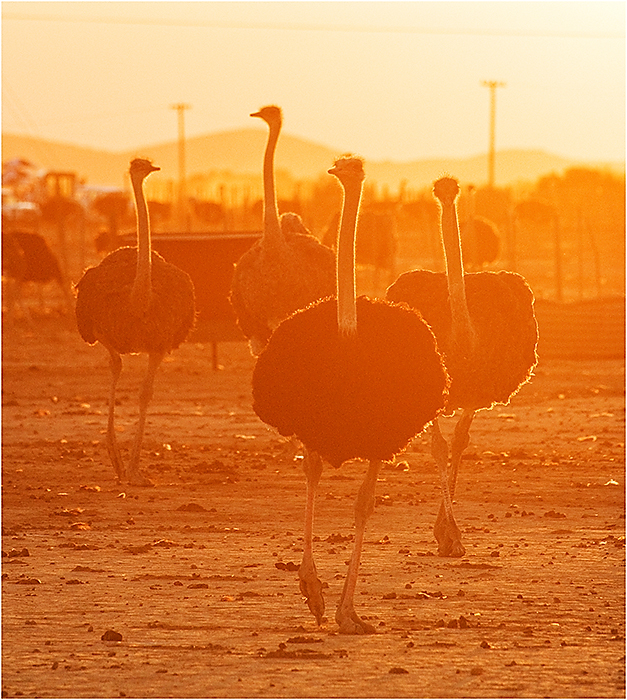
[73,105,538,635]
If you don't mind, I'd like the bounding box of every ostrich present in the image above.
[75,159,195,486]
[460,185,500,272]
[387,177,538,557]
[2,229,72,320]
[460,216,500,271]
[228,105,336,356]
[253,156,448,633]
[322,208,398,294]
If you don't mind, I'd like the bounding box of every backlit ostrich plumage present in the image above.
[2,230,73,319]
[228,105,336,356]
[75,159,195,486]
[460,216,500,271]
[460,186,500,271]
[253,156,448,633]
[387,177,538,556]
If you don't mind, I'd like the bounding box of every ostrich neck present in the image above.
[440,201,475,347]
[336,180,363,338]
[261,121,283,245]
[130,175,152,313]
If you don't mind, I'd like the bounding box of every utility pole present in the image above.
[171,103,191,231]
[481,81,505,188]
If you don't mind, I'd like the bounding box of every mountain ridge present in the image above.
[3,130,623,192]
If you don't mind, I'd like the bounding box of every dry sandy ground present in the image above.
[2,314,625,698]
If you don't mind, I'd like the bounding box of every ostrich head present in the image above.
[279,212,310,235]
[328,155,365,184]
[433,177,460,205]
[129,158,160,180]
[250,105,282,126]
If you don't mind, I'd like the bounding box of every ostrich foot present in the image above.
[336,606,377,635]
[437,534,466,558]
[434,516,466,557]
[107,445,126,484]
[127,469,155,487]
[299,566,325,625]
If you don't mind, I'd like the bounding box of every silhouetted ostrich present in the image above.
[460,217,500,271]
[2,230,71,318]
[92,190,130,254]
[228,105,336,356]
[322,208,398,293]
[2,232,27,281]
[387,177,538,557]
[253,156,448,633]
[2,231,27,320]
[75,159,195,486]
[190,198,225,229]
[460,186,500,271]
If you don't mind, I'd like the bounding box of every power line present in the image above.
[4,103,168,130]
[2,83,59,166]
[2,11,623,39]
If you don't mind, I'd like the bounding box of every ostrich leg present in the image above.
[127,351,164,487]
[431,418,464,557]
[336,459,381,635]
[298,449,325,625]
[433,410,474,557]
[105,346,125,482]
[449,409,475,494]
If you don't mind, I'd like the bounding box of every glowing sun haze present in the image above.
[2,1,625,164]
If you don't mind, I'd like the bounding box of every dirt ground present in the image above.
[2,313,625,699]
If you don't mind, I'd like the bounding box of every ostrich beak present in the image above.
[149,164,160,173]
[250,111,261,118]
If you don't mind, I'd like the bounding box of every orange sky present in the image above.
[2,2,625,164]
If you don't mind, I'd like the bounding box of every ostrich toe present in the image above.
[298,568,325,626]
[127,469,155,488]
[106,443,126,484]
[434,512,466,557]
[336,607,376,635]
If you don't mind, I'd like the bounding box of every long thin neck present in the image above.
[440,199,474,346]
[130,174,152,311]
[261,119,283,244]
[336,179,363,338]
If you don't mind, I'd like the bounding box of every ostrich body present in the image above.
[228,105,336,356]
[322,208,398,294]
[4,231,64,286]
[2,230,72,318]
[253,156,448,633]
[460,217,500,271]
[459,185,500,271]
[387,177,538,557]
[75,159,195,486]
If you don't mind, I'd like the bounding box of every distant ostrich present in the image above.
[75,159,195,486]
[253,156,448,633]
[2,231,27,281]
[92,190,130,254]
[460,186,500,271]
[322,208,398,293]
[2,231,27,319]
[228,105,336,356]
[2,229,71,318]
[460,216,500,271]
[387,177,538,557]
[190,198,225,228]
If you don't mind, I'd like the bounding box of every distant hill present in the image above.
[3,131,623,192]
